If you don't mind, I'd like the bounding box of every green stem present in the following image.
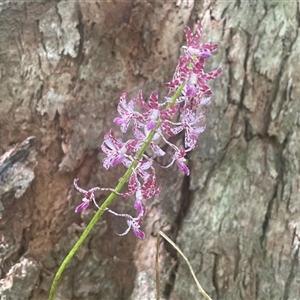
[48,83,184,300]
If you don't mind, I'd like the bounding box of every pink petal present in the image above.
[134,200,144,215]
[133,127,145,140]
[151,143,165,156]
[147,120,156,131]
[112,155,124,166]
[133,228,146,239]
[113,117,124,125]
[177,162,190,176]
[75,201,90,213]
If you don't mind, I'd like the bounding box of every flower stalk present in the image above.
[48,84,185,300]
[48,21,221,300]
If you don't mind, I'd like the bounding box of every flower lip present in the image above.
[106,200,146,239]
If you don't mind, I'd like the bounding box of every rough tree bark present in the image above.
[0,1,299,300]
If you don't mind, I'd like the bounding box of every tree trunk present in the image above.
[0,1,299,300]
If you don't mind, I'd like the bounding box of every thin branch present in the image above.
[159,230,212,300]
[156,233,161,300]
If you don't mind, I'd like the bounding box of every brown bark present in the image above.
[172,1,300,300]
[0,1,299,300]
